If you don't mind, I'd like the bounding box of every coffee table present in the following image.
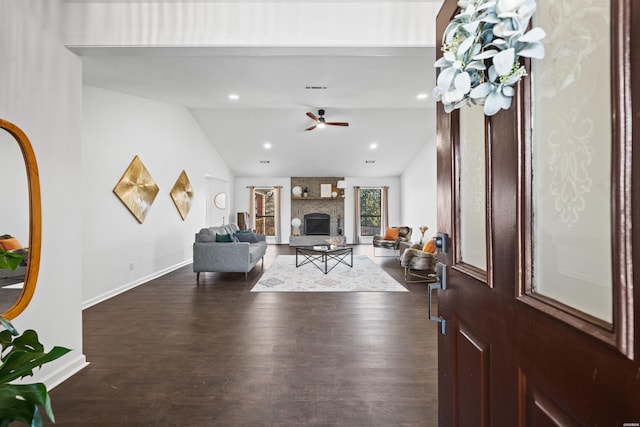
[295,246,353,274]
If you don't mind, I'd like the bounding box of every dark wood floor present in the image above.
[46,245,438,426]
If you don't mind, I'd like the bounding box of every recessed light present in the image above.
[228,94,239,100]
[369,143,378,150]
[417,93,429,100]
[263,142,272,149]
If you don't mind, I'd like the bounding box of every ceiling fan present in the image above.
[305,109,349,131]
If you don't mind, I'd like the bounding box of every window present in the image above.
[254,188,275,236]
[359,188,381,236]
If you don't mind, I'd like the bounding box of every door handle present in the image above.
[429,262,447,335]
[435,232,448,253]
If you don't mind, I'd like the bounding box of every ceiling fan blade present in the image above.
[305,124,317,131]
[306,112,319,122]
[326,122,349,127]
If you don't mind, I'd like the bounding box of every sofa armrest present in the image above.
[255,234,267,242]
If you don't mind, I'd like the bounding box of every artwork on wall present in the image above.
[170,170,194,220]
[113,155,160,224]
[320,184,332,198]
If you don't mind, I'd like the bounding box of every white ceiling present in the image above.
[76,45,437,177]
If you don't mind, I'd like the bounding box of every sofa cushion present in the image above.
[235,231,259,243]
[383,227,400,240]
[195,228,217,243]
[422,239,436,253]
[0,237,23,251]
[215,233,233,242]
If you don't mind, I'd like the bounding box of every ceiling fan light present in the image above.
[317,122,326,129]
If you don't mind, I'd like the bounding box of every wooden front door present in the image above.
[434,0,640,425]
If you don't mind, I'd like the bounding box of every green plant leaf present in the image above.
[0,251,23,272]
[0,383,53,426]
[0,317,70,426]
[0,345,70,384]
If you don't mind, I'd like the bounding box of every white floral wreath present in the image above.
[434,0,546,116]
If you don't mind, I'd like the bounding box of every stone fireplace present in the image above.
[290,176,345,246]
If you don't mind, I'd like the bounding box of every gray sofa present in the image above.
[193,224,267,281]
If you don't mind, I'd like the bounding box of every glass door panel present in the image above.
[458,104,487,272]
[531,0,612,322]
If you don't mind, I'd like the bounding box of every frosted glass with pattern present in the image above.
[459,104,487,271]
[531,0,612,322]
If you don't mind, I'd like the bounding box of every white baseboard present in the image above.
[81,259,192,310]
[43,353,89,390]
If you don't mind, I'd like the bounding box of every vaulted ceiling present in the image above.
[71,2,441,178]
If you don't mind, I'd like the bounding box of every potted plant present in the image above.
[302,187,308,198]
[0,249,70,426]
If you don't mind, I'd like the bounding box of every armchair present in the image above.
[372,226,412,257]
[400,244,437,283]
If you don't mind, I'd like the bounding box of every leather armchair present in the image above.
[400,245,437,283]
[372,226,412,256]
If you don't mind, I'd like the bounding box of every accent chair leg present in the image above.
[196,272,200,283]
[404,268,437,284]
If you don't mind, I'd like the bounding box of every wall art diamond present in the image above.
[170,170,194,220]
[113,155,159,224]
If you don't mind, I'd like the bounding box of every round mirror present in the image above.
[213,192,226,210]
[0,119,41,320]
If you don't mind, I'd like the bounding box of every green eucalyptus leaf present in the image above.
[466,60,487,71]
[434,0,544,116]
[473,49,499,60]
[519,27,546,42]
[492,48,515,75]
[517,42,545,59]
[477,1,497,11]
[457,36,475,57]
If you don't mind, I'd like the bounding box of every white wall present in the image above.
[401,138,438,244]
[0,0,87,386]
[81,86,233,307]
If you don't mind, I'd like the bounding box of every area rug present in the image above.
[251,254,408,292]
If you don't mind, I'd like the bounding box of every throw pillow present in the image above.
[215,233,233,242]
[383,227,400,241]
[0,237,23,251]
[423,239,436,253]
[235,232,259,243]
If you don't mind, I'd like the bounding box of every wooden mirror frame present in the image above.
[0,119,41,319]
